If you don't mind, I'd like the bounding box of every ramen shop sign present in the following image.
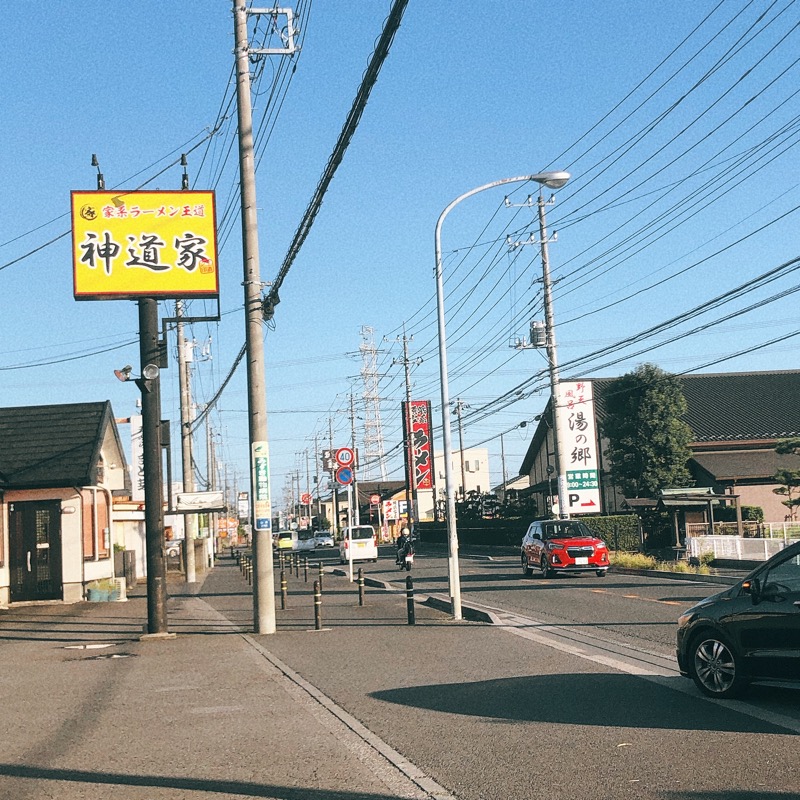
[71,190,218,300]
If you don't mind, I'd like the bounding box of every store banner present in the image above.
[402,400,434,490]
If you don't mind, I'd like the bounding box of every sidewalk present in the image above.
[0,555,457,800]
[2,552,784,800]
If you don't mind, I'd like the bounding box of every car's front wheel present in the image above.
[540,557,554,579]
[521,555,532,577]
[690,633,749,698]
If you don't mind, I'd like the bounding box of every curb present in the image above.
[611,567,742,585]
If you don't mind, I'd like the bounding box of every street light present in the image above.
[434,172,570,620]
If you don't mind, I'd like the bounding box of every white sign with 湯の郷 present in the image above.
[554,381,601,515]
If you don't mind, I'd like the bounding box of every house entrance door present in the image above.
[9,500,63,602]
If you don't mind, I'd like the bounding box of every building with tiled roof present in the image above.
[0,401,129,605]
[520,370,800,521]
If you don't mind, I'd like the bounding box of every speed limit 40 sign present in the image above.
[335,447,355,467]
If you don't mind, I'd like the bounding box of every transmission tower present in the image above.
[359,326,387,480]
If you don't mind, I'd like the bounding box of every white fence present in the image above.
[685,521,800,539]
[686,525,800,562]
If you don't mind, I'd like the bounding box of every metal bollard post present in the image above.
[318,562,323,590]
[280,570,287,609]
[358,568,365,606]
[247,561,253,585]
[313,580,322,630]
[294,553,299,579]
[303,557,308,583]
[406,575,415,625]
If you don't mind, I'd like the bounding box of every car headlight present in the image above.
[677,612,693,629]
[546,541,563,551]
[595,540,607,550]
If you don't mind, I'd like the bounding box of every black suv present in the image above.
[676,540,800,698]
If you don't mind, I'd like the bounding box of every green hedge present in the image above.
[581,515,641,551]
[419,514,641,550]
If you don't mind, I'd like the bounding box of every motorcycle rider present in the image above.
[395,526,413,564]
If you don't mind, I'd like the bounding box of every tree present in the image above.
[600,364,694,498]
[773,438,800,521]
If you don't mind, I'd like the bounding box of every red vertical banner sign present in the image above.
[402,400,435,491]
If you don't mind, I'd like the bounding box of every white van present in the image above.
[339,525,378,563]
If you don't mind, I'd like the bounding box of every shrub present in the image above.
[610,552,656,570]
[699,550,715,566]
[583,515,641,551]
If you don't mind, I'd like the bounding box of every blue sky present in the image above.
[2,2,799,510]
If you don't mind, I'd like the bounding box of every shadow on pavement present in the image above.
[371,673,794,735]
[0,764,410,800]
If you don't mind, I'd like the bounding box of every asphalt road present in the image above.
[260,544,800,800]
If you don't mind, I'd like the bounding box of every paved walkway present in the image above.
[0,554,458,800]
[1,550,786,800]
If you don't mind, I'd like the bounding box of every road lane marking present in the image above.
[591,588,683,606]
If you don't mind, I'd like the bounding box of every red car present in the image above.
[521,519,609,578]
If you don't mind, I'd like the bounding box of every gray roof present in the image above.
[593,369,800,442]
[521,369,800,475]
[690,450,799,482]
[0,401,122,489]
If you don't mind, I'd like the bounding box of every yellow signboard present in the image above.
[71,190,219,300]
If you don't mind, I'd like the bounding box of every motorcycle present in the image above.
[396,535,416,571]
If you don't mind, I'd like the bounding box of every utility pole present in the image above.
[176,300,198,584]
[329,416,340,534]
[453,398,470,501]
[500,431,508,490]
[233,0,276,632]
[314,433,322,522]
[393,324,422,529]
[538,192,569,519]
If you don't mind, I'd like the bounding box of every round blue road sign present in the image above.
[335,466,354,485]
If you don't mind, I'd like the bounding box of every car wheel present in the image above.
[690,633,749,699]
[596,569,607,577]
[521,555,532,577]
[540,557,553,579]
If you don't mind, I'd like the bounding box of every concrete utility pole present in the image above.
[453,398,470,501]
[314,434,322,521]
[176,300,198,584]
[500,431,508,490]
[537,192,569,520]
[233,0,276,633]
[329,417,340,534]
